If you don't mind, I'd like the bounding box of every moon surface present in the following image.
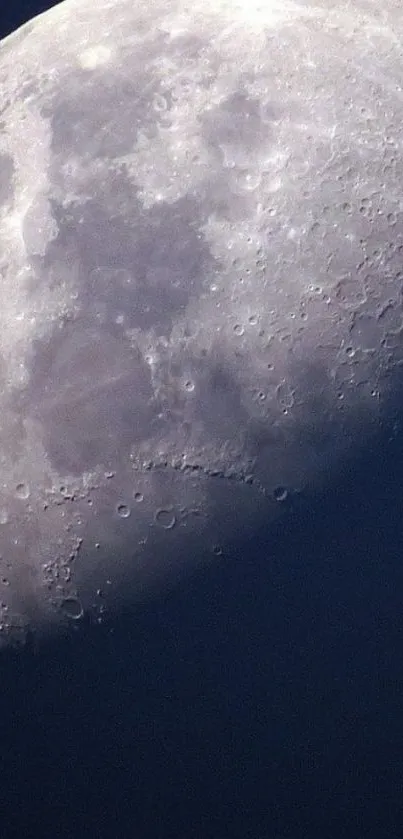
[0,0,402,647]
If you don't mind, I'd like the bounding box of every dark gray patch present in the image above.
[166,346,291,478]
[29,164,220,338]
[350,312,382,352]
[195,90,284,222]
[0,153,15,207]
[170,349,248,441]
[43,31,205,162]
[19,318,157,475]
[200,91,274,161]
[44,72,162,160]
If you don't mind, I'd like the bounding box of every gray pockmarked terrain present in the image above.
[0,0,403,646]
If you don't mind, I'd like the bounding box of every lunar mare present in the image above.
[0,0,403,646]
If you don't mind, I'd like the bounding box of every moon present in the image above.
[0,0,402,647]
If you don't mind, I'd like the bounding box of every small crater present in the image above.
[234,169,261,191]
[276,382,294,409]
[359,197,372,217]
[273,486,288,502]
[154,508,176,529]
[15,482,30,500]
[152,92,169,112]
[335,277,366,309]
[116,503,131,519]
[60,597,84,620]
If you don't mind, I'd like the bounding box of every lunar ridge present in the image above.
[0,0,403,646]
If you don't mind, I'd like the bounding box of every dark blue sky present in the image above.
[3,433,403,839]
[0,1,61,39]
[1,4,403,839]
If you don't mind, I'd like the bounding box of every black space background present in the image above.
[2,3,403,838]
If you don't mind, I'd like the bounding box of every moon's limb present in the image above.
[0,0,402,646]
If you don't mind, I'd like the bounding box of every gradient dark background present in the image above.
[1,3,403,838]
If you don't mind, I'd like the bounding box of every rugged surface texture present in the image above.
[0,0,403,645]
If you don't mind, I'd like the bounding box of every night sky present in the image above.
[0,1,62,39]
[1,4,403,838]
